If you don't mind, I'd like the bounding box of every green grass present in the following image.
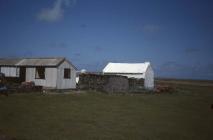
[0,82,213,140]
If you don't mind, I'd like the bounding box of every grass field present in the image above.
[0,80,213,140]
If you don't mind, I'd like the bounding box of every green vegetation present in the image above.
[0,81,213,140]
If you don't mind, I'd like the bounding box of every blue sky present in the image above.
[0,0,213,80]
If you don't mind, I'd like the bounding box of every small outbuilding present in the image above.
[0,57,77,89]
[103,62,154,89]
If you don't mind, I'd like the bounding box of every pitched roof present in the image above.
[103,62,151,74]
[16,57,65,66]
[0,58,22,66]
[0,57,69,67]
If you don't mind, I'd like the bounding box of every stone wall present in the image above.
[78,73,147,93]
[78,73,129,93]
[128,78,145,92]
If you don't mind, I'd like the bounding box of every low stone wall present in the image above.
[78,73,129,93]
[128,78,145,92]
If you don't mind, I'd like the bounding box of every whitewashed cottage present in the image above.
[103,62,154,89]
[0,57,77,89]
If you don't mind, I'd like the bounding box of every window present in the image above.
[64,68,71,79]
[35,67,45,79]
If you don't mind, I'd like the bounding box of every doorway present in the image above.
[20,67,26,82]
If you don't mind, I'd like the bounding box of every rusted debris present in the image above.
[18,81,42,93]
[154,85,175,93]
[19,81,35,89]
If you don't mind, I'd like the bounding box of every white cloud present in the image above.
[37,0,76,22]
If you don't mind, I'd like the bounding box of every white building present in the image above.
[103,62,154,89]
[0,57,77,89]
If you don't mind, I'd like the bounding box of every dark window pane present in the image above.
[64,68,71,79]
[35,67,45,79]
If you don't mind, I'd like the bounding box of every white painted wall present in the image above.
[1,60,77,89]
[144,65,154,90]
[0,67,19,77]
[25,67,57,88]
[56,61,76,89]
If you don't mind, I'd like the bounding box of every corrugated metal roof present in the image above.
[0,57,65,67]
[0,58,22,66]
[103,62,150,74]
[16,57,65,66]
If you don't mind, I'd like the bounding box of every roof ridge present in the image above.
[15,59,25,65]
